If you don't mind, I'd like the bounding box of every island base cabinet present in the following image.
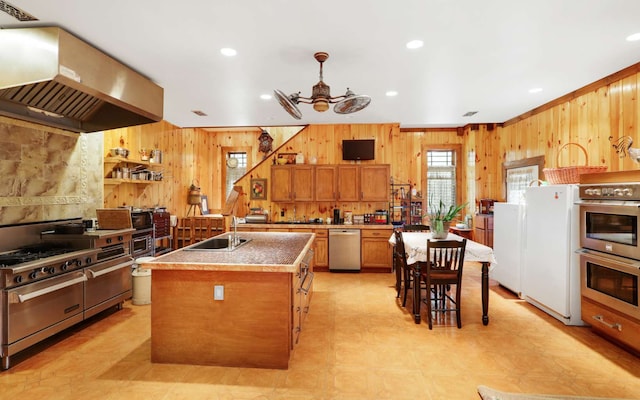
[151,270,292,369]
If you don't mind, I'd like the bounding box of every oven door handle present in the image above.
[16,275,88,303]
[86,260,134,279]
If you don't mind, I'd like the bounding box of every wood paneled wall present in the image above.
[103,62,640,218]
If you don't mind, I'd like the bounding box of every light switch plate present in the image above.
[214,285,224,300]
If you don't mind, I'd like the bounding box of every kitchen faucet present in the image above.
[231,216,238,246]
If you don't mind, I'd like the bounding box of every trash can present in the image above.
[132,256,154,305]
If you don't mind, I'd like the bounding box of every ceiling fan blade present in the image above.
[334,94,371,114]
[274,89,302,119]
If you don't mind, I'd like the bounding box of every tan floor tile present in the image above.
[2,268,640,400]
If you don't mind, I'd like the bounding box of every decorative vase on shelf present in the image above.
[431,220,450,239]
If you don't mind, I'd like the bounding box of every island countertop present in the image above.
[140,231,315,273]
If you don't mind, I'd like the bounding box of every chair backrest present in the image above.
[426,239,467,275]
[394,230,409,266]
[403,224,430,232]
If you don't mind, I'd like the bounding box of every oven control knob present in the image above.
[624,188,633,196]
[29,271,38,279]
[61,261,70,271]
[85,257,92,265]
[14,275,22,284]
[43,267,55,274]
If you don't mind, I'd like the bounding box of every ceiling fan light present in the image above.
[313,99,330,112]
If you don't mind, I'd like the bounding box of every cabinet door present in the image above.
[271,166,293,202]
[315,165,337,201]
[314,230,328,268]
[361,229,393,271]
[337,165,360,201]
[292,166,315,201]
[360,165,390,201]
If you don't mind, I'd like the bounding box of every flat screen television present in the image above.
[342,139,375,161]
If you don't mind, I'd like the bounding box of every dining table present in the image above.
[388,231,497,325]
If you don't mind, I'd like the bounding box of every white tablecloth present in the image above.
[388,231,497,268]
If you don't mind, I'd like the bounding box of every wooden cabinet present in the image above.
[337,165,360,201]
[360,165,390,201]
[361,228,393,272]
[271,164,390,203]
[292,165,314,201]
[313,229,328,269]
[315,165,337,201]
[474,214,494,247]
[271,166,294,202]
[582,296,640,354]
[271,165,315,202]
[173,216,225,249]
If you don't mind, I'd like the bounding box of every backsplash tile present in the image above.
[0,117,103,225]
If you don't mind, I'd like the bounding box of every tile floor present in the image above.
[1,264,640,400]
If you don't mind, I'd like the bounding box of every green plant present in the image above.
[426,197,468,232]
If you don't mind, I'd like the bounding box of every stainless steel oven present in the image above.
[84,256,134,318]
[132,228,154,258]
[579,249,640,322]
[579,184,640,260]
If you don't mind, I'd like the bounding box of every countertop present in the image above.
[140,231,315,273]
[238,223,393,230]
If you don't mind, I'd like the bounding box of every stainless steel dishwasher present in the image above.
[329,229,361,271]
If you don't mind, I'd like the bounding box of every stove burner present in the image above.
[0,244,80,267]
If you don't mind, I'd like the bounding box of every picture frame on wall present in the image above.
[250,179,267,200]
[200,195,209,215]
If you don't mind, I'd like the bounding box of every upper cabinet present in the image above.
[360,165,390,202]
[315,165,337,201]
[271,165,315,202]
[336,165,360,201]
[271,164,389,203]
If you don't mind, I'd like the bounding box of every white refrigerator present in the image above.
[522,184,585,326]
[492,202,525,297]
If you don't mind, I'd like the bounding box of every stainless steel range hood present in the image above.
[0,27,163,133]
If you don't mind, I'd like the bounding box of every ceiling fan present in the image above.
[274,52,371,120]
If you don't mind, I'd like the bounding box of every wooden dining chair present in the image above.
[421,238,467,329]
[393,230,428,310]
[403,224,430,232]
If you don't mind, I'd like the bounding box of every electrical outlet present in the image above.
[214,285,224,300]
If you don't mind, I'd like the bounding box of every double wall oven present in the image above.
[578,181,640,351]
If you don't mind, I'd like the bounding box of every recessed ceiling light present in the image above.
[260,94,272,100]
[463,111,478,117]
[406,40,424,49]
[220,47,237,56]
[192,110,207,116]
[626,32,640,41]
[529,87,543,93]
[385,91,398,97]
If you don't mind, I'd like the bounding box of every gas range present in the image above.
[0,245,99,289]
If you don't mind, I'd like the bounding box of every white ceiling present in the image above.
[2,0,640,129]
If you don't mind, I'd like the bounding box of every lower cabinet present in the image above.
[361,228,393,272]
[581,296,640,354]
[314,229,328,268]
[474,214,494,247]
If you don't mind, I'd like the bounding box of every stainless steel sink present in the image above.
[184,236,251,251]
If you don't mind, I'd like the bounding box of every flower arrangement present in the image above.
[426,196,468,237]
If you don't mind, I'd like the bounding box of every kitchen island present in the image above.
[139,231,315,369]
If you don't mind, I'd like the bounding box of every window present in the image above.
[225,152,247,197]
[427,149,457,211]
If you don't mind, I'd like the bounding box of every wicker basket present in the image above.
[543,142,607,184]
